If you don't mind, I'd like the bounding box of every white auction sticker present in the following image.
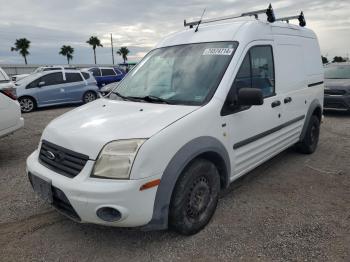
[202,48,234,56]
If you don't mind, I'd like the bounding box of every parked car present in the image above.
[118,63,137,73]
[0,68,24,138]
[15,70,99,112]
[27,13,324,235]
[82,67,125,88]
[324,63,350,111]
[99,82,119,96]
[11,66,78,82]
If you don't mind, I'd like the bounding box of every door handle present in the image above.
[271,100,281,108]
[284,97,292,104]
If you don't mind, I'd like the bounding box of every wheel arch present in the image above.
[18,95,38,108]
[141,136,231,231]
[300,99,322,141]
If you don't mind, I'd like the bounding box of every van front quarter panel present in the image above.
[130,101,232,230]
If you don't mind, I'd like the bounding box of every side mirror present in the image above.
[38,81,45,87]
[237,88,263,106]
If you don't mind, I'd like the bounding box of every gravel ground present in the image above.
[0,106,349,262]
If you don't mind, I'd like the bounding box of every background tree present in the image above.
[11,38,31,64]
[117,47,130,64]
[321,56,328,64]
[332,56,346,63]
[59,45,74,64]
[86,36,103,64]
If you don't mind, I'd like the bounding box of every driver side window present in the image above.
[232,45,275,97]
[222,45,275,116]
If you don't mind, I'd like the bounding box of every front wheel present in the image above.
[18,97,36,113]
[295,115,320,154]
[169,159,220,235]
[83,91,97,104]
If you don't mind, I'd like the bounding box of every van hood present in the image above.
[42,98,198,159]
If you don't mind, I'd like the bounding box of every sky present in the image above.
[0,0,349,65]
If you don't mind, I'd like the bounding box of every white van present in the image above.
[26,7,324,235]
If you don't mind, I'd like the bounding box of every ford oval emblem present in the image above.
[46,151,56,160]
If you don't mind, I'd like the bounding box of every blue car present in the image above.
[83,67,125,88]
[15,70,100,113]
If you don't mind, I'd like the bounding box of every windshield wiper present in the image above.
[112,91,140,102]
[130,95,172,104]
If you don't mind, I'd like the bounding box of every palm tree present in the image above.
[59,45,74,64]
[86,36,103,64]
[117,47,130,64]
[11,38,31,64]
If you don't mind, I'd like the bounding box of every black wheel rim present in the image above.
[186,176,211,220]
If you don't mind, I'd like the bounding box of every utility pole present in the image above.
[111,33,115,65]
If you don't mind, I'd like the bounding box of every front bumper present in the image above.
[324,95,350,110]
[26,150,159,227]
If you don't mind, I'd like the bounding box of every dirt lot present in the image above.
[0,106,349,262]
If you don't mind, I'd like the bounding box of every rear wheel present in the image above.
[295,115,320,154]
[18,97,35,113]
[169,159,220,235]
[83,91,97,104]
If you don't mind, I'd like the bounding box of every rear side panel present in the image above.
[272,26,323,144]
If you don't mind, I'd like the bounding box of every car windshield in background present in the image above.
[113,42,238,105]
[324,65,350,79]
[16,73,42,85]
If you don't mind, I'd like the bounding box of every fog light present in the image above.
[96,207,122,222]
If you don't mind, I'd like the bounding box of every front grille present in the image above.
[52,186,81,221]
[324,89,346,96]
[39,140,89,178]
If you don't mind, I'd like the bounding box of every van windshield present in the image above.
[324,65,350,79]
[113,42,238,105]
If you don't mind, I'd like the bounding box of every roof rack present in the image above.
[275,11,306,27]
[184,4,276,28]
[184,4,307,30]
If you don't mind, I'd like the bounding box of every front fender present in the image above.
[141,136,230,231]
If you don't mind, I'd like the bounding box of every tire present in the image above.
[83,91,97,104]
[169,158,220,235]
[18,96,36,113]
[295,115,320,154]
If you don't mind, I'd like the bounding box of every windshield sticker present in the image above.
[202,48,234,56]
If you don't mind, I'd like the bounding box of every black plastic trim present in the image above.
[308,81,324,87]
[233,115,305,149]
[39,140,89,178]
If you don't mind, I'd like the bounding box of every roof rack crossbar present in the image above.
[184,4,275,28]
[275,11,306,27]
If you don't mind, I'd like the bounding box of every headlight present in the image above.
[92,139,145,179]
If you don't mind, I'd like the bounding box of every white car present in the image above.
[26,6,324,235]
[0,68,24,138]
[11,66,78,82]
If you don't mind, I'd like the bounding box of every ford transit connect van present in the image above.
[27,8,324,235]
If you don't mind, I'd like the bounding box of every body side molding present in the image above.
[308,81,324,87]
[233,115,305,149]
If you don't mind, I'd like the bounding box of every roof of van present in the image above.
[156,18,317,48]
